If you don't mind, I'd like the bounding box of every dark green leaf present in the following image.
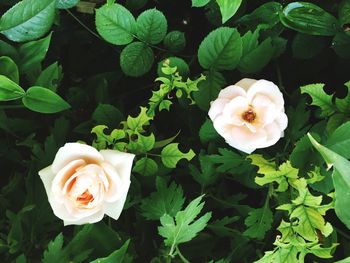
[136,9,167,44]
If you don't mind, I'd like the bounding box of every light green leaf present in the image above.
[141,178,184,220]
[158,195,212,247]
[22,86,70,113]
[56,0,79,9]
[335,80,350,113]
[120,42,154,77]
[95,3,136,45]
[136,9,167,44]
[90,240,131,263]
[163,31,186,52]
[0,75,25,101]
[300,83,334,117]
[192,0,210,7]
[198,27,242,70]
[91,125,126,150]
[216,0,242,23]
[126,107,152,132]
[0,56,19,83]
[19,33,52,74]
[0,0,55,42]
[308,133,350,230]
[133,157,158,176]
[161,143,195,168]
[334,256,350,263]
[243,202,273,240]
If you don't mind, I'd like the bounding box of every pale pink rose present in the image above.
[39,143,135,225]
[208,78,288,154]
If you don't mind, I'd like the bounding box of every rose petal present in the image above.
[52,143,104,173]
[218,85,246,100]
[275,112,288,131]
[247,80,284,111]
[103,181,131,220]
[101,162,124,203]
[208,98,229,121]
[100,150,135,186]
[235,78,257,90]
[222,96,249,126]
[258,122,283,148]
[63,209,105,226]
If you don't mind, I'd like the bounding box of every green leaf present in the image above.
[339,0,350,33]
[90,240,131,263]
[190,153,219,188]
[326,121,350,158]
[95,3,136,45]
[136,9,167,44]
[120,42,154,77]
[194,70,226,111]
[335,80,350,113]
[199,119,220,143]
[308,133,350,230]
[292,33,328,59]
[198,27,242,71]
[209,148,246,173]
[56,0,79,9]
[42,233,67,263]
[133,157,158,176]
[35,62,63,92]
[238,32,274,73]
[92,104,123,128]
[160,143,195,168]
[19,33,52,74]
[0,75,25,101]
[22,86,70,113]
[332,33,350,59]
[243,202,273,240]
[158,195,212,248]
[0,56,19,83]
[140,178,185,220]
[157,57,189,79]
[126,107,152,132]
[91,125,126,150]
[192,0,210,7]
[163,31,186,53]
[128,133,155,153]
[334,256,350,263]
[300,83,334,117]
[280,2,339,36]
[0,0,55,42]
[216,0,242,23]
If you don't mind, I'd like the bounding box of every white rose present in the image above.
[39,143,135,225]
[208,78,288,154]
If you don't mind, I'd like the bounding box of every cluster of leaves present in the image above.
[1,0,350,262]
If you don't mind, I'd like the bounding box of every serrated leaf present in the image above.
[335,81,350,113]
[95,3,136,45]
[216,0,242,23]
[244,203,273,240]
[120,42,154,77]
[163,31,186,52]
[126,107,152,132]
[136,9,167,44]
[140,178,185,220]
[301,83,334,117]
[160,143,195,168]
[22,86,70,114]
[0,0,55,42]
[158,195,212,247]
[42,233,67,263]
[199,119,220,143]
[198,27,242,70]
[209,148,246,173]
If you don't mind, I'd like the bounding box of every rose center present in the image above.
[242,109,256,123]
[76,190,94,205]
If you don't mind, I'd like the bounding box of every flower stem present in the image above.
[176,246,191,263]
[66,9,102,40]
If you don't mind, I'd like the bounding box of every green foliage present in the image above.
[140,178,185,220]
[280,2,339,36]
[0,56,19,83]
[158,195,212,256]
[56,0,79,9]
[90,240,131,263]
[95,3,136,45]
[0,0,55,42]
[120,42,154,77]
[216,0,242,24]
[136,9,167,45]
[0,75,25,101]
[35,62,63,92]
[163,31,186,52]
[198,27,242,70]
[132,157,158,176]
[192,0,210,8]
[42,233,67,263]
[161,143,195,168]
